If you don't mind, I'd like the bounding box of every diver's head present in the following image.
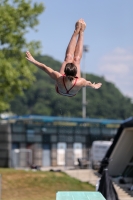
[64,63,77,81]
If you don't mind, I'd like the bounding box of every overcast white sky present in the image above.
[26,0,133,99]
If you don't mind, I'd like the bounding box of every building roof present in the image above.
[3,115,124,125]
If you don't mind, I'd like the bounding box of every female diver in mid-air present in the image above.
[26,19,102,97]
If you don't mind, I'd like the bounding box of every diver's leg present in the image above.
[73,20,86,78]
[59,20,82,74]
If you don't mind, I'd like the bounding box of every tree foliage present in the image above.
[10,55,133,119]
[0,0,44,111]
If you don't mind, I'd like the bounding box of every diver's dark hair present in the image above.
[64,63,77,81]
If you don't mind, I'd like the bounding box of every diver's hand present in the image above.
[93,82,102,89]
[26,51,36,64]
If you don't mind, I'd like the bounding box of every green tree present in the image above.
[0,0,44,111]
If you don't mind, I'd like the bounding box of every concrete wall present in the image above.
[33,143,42,166]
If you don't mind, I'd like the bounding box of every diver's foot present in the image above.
[74,19,82,34]
[80,19,86,32]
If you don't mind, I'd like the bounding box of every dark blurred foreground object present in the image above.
[98,169,119,200]
[98,157,109,174]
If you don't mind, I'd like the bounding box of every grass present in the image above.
[0,168,95,200]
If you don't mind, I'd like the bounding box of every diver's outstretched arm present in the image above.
[82,79,102,89]
[26,51,61,80]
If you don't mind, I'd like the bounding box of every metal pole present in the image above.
[82,45,89,118]
[82,72,86,118]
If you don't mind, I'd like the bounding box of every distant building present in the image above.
[0,115,123,168]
